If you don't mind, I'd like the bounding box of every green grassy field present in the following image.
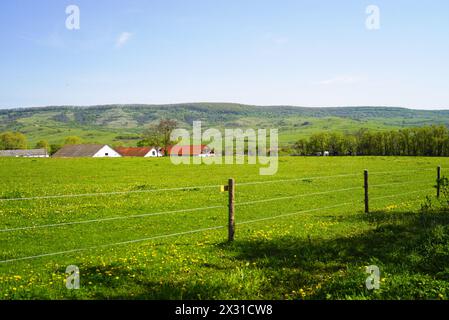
[1,156,449,300]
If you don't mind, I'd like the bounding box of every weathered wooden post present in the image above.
[437,166,441,198]
[364,170,369,214]
[228,178,235,241]
[221,178,235,241]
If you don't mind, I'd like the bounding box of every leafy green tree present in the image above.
[293,125,449,157]
[0,132,27,150]
[50,144,62,155]
[35,140,49,151]
[64,136,83,145]
[328,133,345,155]
[292,138,308,155]
[308,132,330,154]
[342,135,358,156]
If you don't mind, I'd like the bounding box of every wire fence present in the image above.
[0,168,434,202]
[0,167,442,264]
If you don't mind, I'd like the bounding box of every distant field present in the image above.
[1,156,449,300]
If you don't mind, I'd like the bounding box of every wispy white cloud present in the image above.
[115,32,133,48]
[316,75,360,85]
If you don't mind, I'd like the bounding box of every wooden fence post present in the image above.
[437,166,441,198]
[364,170,369,214]
[228,178,235,242]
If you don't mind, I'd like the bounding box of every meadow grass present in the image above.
[0,156,448,300]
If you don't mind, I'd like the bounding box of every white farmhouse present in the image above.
[0,149,49,158]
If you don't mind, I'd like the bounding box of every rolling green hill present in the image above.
[1,103,449,147]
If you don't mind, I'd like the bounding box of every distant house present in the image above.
[165,145,214,157]
[52,144,121,158]
[0,149,49,158]
[115,146,163,157]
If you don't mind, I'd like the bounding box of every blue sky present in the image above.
[0,0,448,109]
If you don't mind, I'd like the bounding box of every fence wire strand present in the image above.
[0,205,226,233]
[370,188,434,201]
[236,186,362,206]
[0,225,226,264]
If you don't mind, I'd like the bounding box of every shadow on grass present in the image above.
[221,209,449,299]
[76,264,234,300]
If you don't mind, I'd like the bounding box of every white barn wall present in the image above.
[24,155,49,158]
[93,145,122,158]
[144,148,163,157]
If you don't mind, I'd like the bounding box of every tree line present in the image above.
[292,126,449,156]
[3,125,449,157]
[0,132,85,155]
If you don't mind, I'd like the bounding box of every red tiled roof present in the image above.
[115,147,152,157]
[164,145,210,156]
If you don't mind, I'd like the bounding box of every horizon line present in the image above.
[1,102,449,112]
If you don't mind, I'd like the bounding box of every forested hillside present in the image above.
[1,103,449,146]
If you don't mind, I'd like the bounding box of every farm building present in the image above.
[52,144,121,158]
[0,149,49,158]
[115,146,163,157]
[165,145,214,157]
